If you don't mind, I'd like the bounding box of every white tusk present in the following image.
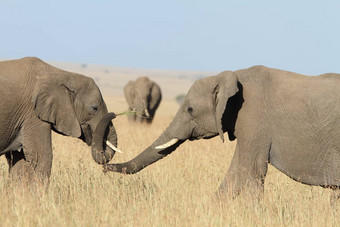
[145,108,150,117]
[155,138,179,150]
[106,141,123,153]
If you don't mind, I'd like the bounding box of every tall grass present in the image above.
[0,98,339,226]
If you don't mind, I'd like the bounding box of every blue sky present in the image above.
[1,0,340,74]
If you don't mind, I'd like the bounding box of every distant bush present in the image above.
[175,94,186,105]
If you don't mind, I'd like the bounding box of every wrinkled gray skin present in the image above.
[124,77,162,123]
[105,65,340,200]
[0,57,117,185]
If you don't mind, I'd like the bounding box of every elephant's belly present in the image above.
[269,144,340,187]
[0,139,23,155]
[0,125,22,155]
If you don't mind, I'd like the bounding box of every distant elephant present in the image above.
[0,57,119,184]
[104,65,340,199]
[124,77,162,123]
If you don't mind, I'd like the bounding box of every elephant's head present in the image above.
[104,71,243,173]
[31,61,119,164]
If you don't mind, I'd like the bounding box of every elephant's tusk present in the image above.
[145,108,150,118]
[106,141,123,153]
[155,138,179,150]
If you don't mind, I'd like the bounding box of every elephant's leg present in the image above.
[6,149,52,187]
[6,149,52,192]
[33,145,53,182]
[6,121,52,188]
[136,114,144,123]
[217,138,270,198]
[128,107,136,122]
[5,149,35,184]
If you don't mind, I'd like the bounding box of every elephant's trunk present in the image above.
[103,128,185,174]
[91,113,119,164]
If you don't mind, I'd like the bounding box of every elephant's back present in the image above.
[0,58,38,87]
[0,59,35,148]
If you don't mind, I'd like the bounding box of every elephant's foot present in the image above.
[217,174,265,201]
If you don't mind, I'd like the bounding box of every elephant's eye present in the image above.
[90,105,99,113]
[187,106,193,115]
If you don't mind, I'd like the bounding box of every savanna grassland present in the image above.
[0,63,340,226]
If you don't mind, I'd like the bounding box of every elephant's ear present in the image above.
[149,82,162,111]
[214,71,239,142]
[32,79,81,137]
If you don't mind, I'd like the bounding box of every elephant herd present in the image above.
[2,57,340,202]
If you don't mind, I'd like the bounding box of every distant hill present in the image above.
[49,61,215,99]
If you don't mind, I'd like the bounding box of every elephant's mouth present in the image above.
[80,123,93,146]
[188,126,219,141]
[200,132,219,140]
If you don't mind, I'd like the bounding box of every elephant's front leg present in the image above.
[6,121,52,188]
[128,107,137,122]
[218,138,271,198]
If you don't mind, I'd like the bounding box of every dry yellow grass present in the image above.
[0,96,340,226]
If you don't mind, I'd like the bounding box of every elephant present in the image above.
[104,65,340,199]
[124,76,162,123]
[0,57,120,185]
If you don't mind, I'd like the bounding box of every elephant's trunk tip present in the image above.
[103,164,111,173]
[103,162,138,174]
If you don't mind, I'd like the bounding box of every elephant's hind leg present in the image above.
[6,147,52,189]
[6,121,53,189]
[5,149,36,184]
[217,137,271,199]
